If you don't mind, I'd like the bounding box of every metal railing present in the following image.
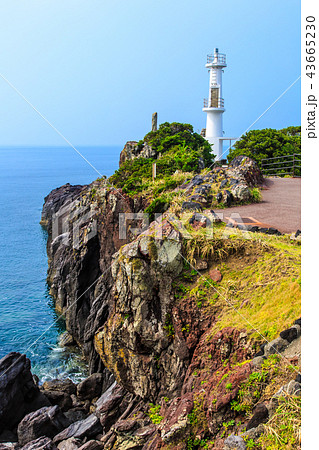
[207,53,226,65]
[203,97,224,108]
[261,153,301,177]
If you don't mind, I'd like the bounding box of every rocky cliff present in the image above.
[28,154,301,447]
[119,141,157,167]
[40,180,146,373]
[0,145,301,449]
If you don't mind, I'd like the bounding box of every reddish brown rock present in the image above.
[209,268,222,282]
[176,327,253,438]
[21,437,57,450]
[78,441,103,450]
[160,393,194,443]
[17,406,70,446]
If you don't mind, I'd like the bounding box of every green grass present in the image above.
[229,355,300,420]
[148,403,164,424]
[250,187,262,202]
[176,224,300,341]
[257,394,301,449]
[207,243,300,341]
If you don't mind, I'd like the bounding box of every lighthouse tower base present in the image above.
[204,108,224,161]
[206,136,223,161]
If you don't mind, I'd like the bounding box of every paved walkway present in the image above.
[221,178,301,234]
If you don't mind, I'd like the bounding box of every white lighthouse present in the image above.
[203,48,227,161]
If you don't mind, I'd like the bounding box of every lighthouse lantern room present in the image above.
[203,48,227,161]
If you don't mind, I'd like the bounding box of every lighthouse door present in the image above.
[210,87,219,107]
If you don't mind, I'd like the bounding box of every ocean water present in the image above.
[0,146,120,381]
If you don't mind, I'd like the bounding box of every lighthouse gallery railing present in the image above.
[203,98,225,108]
[207,53,226,65]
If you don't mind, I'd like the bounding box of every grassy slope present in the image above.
[178,223,301,343]
[171,223,301,449]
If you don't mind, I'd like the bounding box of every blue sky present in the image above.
[0,0,301,147]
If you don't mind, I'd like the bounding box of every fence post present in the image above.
[292,154,295,177]
[152,162,157,182]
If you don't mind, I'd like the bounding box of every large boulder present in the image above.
[42,379,77,412]
[280,325,300,343]
[42,379,76,396]
[95,383,126,429]
[263,337,289,357]
[0,353,50,432]
[56,438,82,450]
[229,155,263,186]
[76,374,103,401]
[178,155,262,211]
[230,183,251,202]
[53,415,102,444]
[20,437,57,450]
[17,406,70,446]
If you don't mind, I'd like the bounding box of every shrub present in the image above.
[148,403,164,424]
[250,187,262,202]
[227,127,301,176]
[143,122,214,167]
[145,192,173,218]
[109,122,215,197]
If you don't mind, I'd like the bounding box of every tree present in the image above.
[227,127,301,168]
[110,122,216,195]
[141,122,215,167]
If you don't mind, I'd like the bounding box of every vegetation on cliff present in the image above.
[109,122,214,197]
[227,127,301,176]
[107,123,265,218]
